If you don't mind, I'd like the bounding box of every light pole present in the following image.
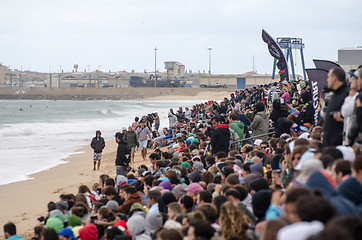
[87,65,91,87]
[154,47,158,88]
[58,65,62,88]
[97,65,102,88]
[207,48,212,74]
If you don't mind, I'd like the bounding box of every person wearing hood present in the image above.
[90,130,105,171]
[270,99,289,124]
[127,212,151,240]
[3,223,23,240]
[168,109,178,128]
[210,115,230,155]
[251,102,269,141]
[115,132,130,177]
[145,212,163,237]
[269,84,281,104]
[228,113,245,144]
[305,171,360,215]
[296,91,314,126]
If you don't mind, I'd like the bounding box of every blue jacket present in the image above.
[7,235,24,240]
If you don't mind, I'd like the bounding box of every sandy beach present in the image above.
[0,90,231,238]
[0,140,150,238]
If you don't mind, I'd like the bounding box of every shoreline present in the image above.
[0,93,229,238]
[0,139,149,238]
[0,87,232,101]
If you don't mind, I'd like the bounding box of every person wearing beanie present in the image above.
[67,215,82,228]
[173,184,187,200]
[59,227,75,240]
[90,130,105,171]
[79,224,98,240]
[129,203,146,216]
[296,91,314,126]
[105,200,119,213]
[251,101,269,141]
[188,170,203,183]
[159,180,173,191]
[185,183,203,198]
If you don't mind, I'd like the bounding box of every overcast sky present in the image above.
[0,0,361,75]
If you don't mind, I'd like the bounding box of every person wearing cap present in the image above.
[193,161,205,173]
[186,183,203,198]
[115,132,130,177]
[59,227,75,240]
[90,130,105,171]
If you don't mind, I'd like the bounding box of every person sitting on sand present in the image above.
[118,185,145,214]
[3,223,23,240]
[90,130,105,171]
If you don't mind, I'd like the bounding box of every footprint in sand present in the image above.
[53,188,63,193]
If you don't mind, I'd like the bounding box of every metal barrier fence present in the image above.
[229,131,275,148]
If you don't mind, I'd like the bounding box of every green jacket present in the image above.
[125,131,138,148]
[229,121,245,141]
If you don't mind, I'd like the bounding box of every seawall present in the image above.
[0,87,233,100]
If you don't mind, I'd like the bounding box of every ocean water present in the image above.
[0,99,202,185]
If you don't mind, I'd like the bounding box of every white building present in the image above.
[338,47,362,72]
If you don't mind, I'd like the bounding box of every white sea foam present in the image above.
[0,99,201,185]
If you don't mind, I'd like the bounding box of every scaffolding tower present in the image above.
[272,37,306,81]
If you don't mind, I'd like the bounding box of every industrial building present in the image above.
[338,47,362,72]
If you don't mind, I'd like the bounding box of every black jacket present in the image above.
[90,137,105,153]
[116,141,130,166]
[297,102,314,125]
[211,124,230,155]
[323,82,349,146]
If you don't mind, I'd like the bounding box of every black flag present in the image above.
[306,68,329,126]
[313,59,341,72]
[262,29,289,81]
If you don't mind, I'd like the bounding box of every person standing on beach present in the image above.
[136,121,152,161]
[132,117,139,131]
[168,109,178,128]
[115,132,130,176]
[153,112,160,131]
[125,126,138,164]
[90,130,105,171]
